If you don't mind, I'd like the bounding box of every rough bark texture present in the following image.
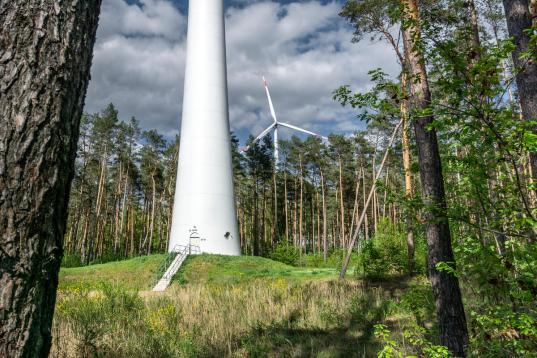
[503,0,537,182]
[401,0,469,355]
[0,1,102,356]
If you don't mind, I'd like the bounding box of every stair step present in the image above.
[152,245,198,292]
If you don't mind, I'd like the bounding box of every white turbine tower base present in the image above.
[168,0,240,256]
[242,77,328,166]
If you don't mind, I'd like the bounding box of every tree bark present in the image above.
[273,168,278,244]
[299,155,304,254]
[531,0,537,25]
[284,170,289,241]
[401,0,469,355]
[293,176,298,246]
[316,188,321,254]
[320,169,327,261]
[503,0,537,183]
[350,167,361,241]
[338,156,346,248]
[467,0,482,60]
[362,168,369,241]
[253,172,260,256]
[401,72,416,273]
[0,1,102,356]
[371,135,379,234]
[148,174,156,255]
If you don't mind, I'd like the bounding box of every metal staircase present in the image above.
[152,244,200,292]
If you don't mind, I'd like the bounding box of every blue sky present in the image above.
[84,0,399,143]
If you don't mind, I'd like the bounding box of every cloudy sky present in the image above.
[85,0,399,143]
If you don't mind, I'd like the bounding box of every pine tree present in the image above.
[0,2,102,356]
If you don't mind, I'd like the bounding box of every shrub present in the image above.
[56,283,143,356]
[400,279,436,326]
[375,324,452,358]
[269,241,300,265]
[357,219,414,279]
[61,254,83,268]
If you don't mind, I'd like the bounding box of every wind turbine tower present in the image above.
[168,0,240,256]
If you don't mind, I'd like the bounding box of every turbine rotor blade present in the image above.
[242,123,276,152]
[279,122,328,140]
[263,76,278,123]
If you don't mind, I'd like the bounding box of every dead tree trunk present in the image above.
[401,0,469,355]
[0,1,102,356]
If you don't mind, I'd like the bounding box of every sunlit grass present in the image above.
[175,254,341,285]
[59,254,166,291]
[54,254,429,357]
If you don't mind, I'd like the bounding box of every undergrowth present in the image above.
[52,277,431,357]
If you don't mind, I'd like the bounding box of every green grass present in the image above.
[59,254,344,291]
[55,253,434,357]
[175,254,341,285]
[59,254,166,291]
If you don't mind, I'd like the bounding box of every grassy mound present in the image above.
[175,254,339,285]
[59,253,341,291]
[59,254,166,291]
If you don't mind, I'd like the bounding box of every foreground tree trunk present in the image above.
[503,0,537,182]
[400,0,469,355]
[0,2,102,356]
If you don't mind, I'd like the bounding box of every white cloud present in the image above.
[84,0,399,141]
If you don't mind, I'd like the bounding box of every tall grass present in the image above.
[51,278,421,357]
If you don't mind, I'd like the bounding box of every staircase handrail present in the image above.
[152,242,201,290]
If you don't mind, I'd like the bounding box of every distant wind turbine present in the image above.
[242,77,328,168]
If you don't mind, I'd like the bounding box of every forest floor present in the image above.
[52,254,436,357]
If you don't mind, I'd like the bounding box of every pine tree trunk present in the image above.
[148,174,156,255]
[253,174,260,256]
[262,186,267,252]
[129,207,135,257]
[321,170,327,262]
[401,0,469,355]
[293,176,298,247]
[467,0,482,60]
[89,151,107,263]
[81,211,90,263]
[284,170,289,241]
[0,1,101,356]
[338,156,346,248]
[503,0,537,183]
[372,136,379,235]
[311,191,315,253]
[273,170,278,244]
[315,190,321,254]
[401,72,416,273]
[299,156,304,254]
[383,166,389,218]
[113,164,123,255]
[238,197,245,251]
[362,168,369,241]
[350,167,361,238]
[120,175,129,257]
